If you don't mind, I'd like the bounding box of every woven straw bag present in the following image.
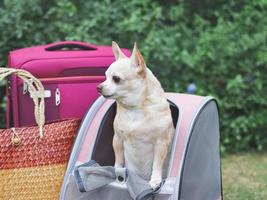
[0,68,80,199]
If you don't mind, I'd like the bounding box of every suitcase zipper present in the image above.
[55,88,61,106]
[23,81,51,98]
[7,77,14,127]
[23,79,34,94]
[23,81,28,94]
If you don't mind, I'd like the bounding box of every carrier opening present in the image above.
[91,101,179,167]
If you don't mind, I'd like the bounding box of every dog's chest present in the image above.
[115,109,146,139]
[114,107,168,141]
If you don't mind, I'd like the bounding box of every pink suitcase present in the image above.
[6,41,131,128]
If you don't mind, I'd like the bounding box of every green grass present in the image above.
[222,153,267,200]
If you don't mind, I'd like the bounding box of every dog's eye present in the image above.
[112,75,121,83]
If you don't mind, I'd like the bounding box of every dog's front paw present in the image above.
[149,178,162,190]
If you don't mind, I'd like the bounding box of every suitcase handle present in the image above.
[45,41,97,51]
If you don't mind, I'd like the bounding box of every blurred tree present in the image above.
[0,0,266,152]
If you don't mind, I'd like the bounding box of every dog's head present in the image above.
[97,42,147,104]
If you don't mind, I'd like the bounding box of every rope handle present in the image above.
[0,67,45,138]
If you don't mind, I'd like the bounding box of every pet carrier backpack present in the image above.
[60,93,223,200]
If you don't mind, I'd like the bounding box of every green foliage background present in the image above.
[0,0,266,153]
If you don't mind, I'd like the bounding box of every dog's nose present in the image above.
[97,85,103,93]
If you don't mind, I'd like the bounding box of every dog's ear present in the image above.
[130,42,146,77]
[112,41,126,60]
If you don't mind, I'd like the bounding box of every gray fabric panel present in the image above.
[73,162,159,199]
[78,164,117,192]
[180,101,221,200]
[65,174,132,200]
[127,170,152,199]
[65,174,175,200]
